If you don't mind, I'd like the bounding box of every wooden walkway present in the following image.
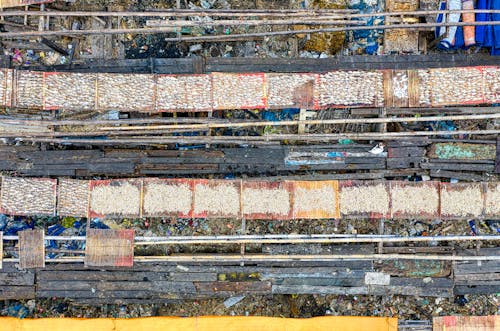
[2,246,498,304]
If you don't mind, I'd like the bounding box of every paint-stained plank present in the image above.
[85,229,135,267]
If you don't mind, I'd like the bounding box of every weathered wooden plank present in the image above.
[375,260,451,277]
[169,272,218,282]
[36,290,195,299]
[18,229,45,269]
[421,162,494,172]
[278,277,364,287]
[454,285,500,295]
[272,285,369,295]
[428,142,496,160]
[454,273,500,281]
[0,272,34,286]
[194,281,272,294]
[37,270,169,282]
[262,244,374,255]
[429,170,488,182]
[37,280,197,292]
[388,147,426,158]
[0,286,35,300]
[454,261,500,275]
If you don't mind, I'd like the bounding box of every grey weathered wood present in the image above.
[272,285,369,295]
[421,162,494,172]
[0,286,35,299]
[37,280,197,292]
[454,285,500,295]
[262,244,374,255]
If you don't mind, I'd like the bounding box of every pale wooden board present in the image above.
[19,229,45,269]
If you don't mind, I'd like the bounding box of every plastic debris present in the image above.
[224,296,246,308]
[369,143,385,155]
[468,220,477,235]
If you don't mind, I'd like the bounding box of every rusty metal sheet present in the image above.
[156,74,212,112]
[212,72,267,110]
[291,180,339,219]
[19,229,45,269]
[142,178,194,218]
[266,73,318,109]
[339,181,390,219]
[57,178,89,217]
[440,183,485,219]
[44,72,96,110]
[85,229,134,267]
[242,181,293,220]
[390,181,440,219]
[192,179,241,218]
[89,179,142,218]
[433,316,499,331]
[0,176,56,216]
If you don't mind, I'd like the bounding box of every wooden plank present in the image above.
[36,289,196,299]
[495,137,500,174]
[375,260,451,277]
[0,271,34,285]
[37,280,197,292]
[272,285,369,295]
[37,270,170,282]
[278,277,364,287]
[420,162,494,172]
[429,170,488,182]
[0,286,35,300]
[262,244,374,255]
[84,229,134,267]
[428,142,496,160]
[454,285,500,295]
[18,229,45,269]
[454,261,500,275]
[193,281,272,294]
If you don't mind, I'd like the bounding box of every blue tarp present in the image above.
[437,0,500,55]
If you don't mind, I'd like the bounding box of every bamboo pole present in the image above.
[97,113,500,132]
[3,253,499,263]
[2,20,500,39]
[0,9,498,18]
[15,129,500,144]
[4,233,500,244]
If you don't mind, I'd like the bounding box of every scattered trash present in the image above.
[468,220,478,235]
[369,143,385,155]
[224,296,246,308]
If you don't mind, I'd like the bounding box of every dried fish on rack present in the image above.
[318,70,384,107]
[212,73,266,109]
[0,176,56,216]
[143,179,193,217]
[96,73,155,111]
[429,67,484,106]
[156,74,212,111]
[483,67,500,103]
[44,73,96,110]
[266,73,318,109]
[89,179,142,218]
[57,178,89,217]
[15,71,43,108]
